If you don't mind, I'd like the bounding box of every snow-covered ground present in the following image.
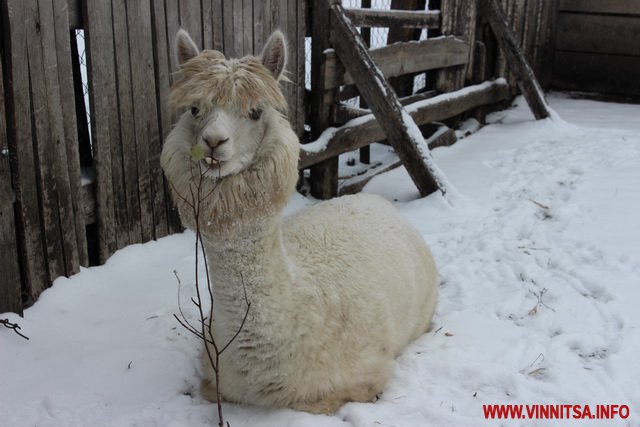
[2,94,639,426]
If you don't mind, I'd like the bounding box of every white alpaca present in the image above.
[161,29,438,414]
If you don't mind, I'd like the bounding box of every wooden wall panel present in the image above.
[1,0,307,310]
[553,52,640,97]
[558,0,640,15]
[553,1,640,96]
[1,0,49,302]
[556,13,640,57]
[0,45,22,315]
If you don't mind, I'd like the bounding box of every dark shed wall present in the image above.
[553,0,640,96]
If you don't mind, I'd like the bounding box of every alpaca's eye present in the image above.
[190,106,199,116]
[249,108,263,121]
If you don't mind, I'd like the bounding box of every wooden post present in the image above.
[0,58,23,315]
[1,0,49,301]
[328,1,440,197]
[482,0,550,119]
[387,0,426,97]
[309,0,338,199]
[358,0,371,165]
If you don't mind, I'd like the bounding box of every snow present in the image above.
[2,94,640,426]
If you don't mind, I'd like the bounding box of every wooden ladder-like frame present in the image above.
[306,0,550,198]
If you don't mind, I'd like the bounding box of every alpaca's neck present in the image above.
[203,212,292,321]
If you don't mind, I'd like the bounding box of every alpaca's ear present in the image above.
[260,30,287,80]
[176,29,200,66]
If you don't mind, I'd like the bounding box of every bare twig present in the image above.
[219,274,251,355]
[528,198,550,210]
[1,318,29,340]
[172,156,250,427]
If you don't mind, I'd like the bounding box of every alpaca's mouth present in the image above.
[201,156,225,177]
[203,156,219,166]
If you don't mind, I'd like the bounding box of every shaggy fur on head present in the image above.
[170,51,288,118]
[161,29,438,415]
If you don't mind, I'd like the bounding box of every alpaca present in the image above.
[161,29,439,414]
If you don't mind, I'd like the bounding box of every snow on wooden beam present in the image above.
[300,79,509,169]
[343,7,440,29]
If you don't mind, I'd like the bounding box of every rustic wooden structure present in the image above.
[2,0,614,313]
[301,0,550,198]
[553,0,640,97]
[329,0,441,196]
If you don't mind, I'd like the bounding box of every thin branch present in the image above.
[174,270,200,332]
[219,273,251,355]
[1,318,30,340]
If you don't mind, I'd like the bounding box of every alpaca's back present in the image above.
[282,193,438,358]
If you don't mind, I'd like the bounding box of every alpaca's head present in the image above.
[170,30,289,178]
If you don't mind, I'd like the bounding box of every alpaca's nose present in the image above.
[202,132,229,149]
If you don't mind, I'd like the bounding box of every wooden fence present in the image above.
[553,0,640,97]
[2,0,561,314]
[0,0,305,314]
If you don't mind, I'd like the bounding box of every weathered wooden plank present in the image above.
[243,0,253,53]
[522,0,542,70]
[329,1,440,197]
[556,13,640,57]
[552,51,640,97]
[387,0,426,98]
[84,0,118,263]
[201,0,213,50]
[151,0,172,138]
[324,36,470,89]
[309,0,338,199]
[558,0,640,15]
[127,0,167,240]
[222,0,235,56]
[482,0,550,119]
[503,0,525,92]
[112,0,138,247]
[165,1,181,72]
[28,0,83,281]
[294,0,306,136]
[44,0,81,273]
[2,0,49,299]
[25,0,67,283]
[232,0,245,55]
[0,53,23,315]
[343,7,440,29]
[253,0,266,54]
[281,0,303,134]
[299,79,509,169]
[179,0,202,48]
[436,0,474,93]
[358,0,372,164]
[53,0,88,267]
[211,0,225,51]
[535,0,558,88]
[151,0,181,234]
[338,127,455,196]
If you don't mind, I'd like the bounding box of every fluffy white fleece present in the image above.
[161,30,438,414]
